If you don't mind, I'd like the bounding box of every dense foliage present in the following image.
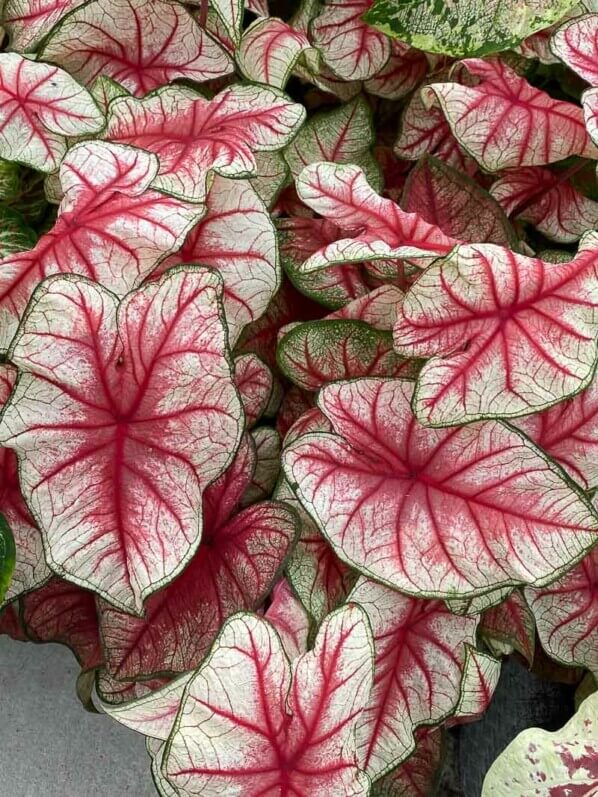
[0,0,596,794]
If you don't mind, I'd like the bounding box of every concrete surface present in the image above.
[0,637,155,797]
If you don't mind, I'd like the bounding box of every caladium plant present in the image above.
[1,1,598,794]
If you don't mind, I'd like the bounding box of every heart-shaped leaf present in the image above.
[311,0,391,81]
[39,0,232,96]
[0,268,243,613]
[0,141,203,352]
[2,0,85,52]
[526,549,598,675]
[0,53,103,173]
[237,17,315,89]
[394,239,598,426]
[105,83,305,202]
[163,606,374,796]
[551,13,598,86]
[283,378,598,598]
[423,59,598,171]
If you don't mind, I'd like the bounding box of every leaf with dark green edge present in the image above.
[241,426,281,505]
[365,40,428,101]
[481,692,598,796]
[97,433,296,681]
[490,165,598,244]
[236,16,316,89]
[445,586,514,617]
[0,206,36,258]
[447,646,501,727]
[0,513,15,604]
[363,0,577,58]
[402,155,518,248]
[0,363,50,609]
[327,284,404,329]
[284,97,382,192]
[277,318,417,392]
[394,237,598,427]
[311,0,391,81]
[525,547,598,676]
[104,83,305,203]
[371,729,445,797]
[95,670,171,706]
[234,353,274,430]
[283,378,598,600]
[264,578,310,661]
[279,215,373,310]
[422,58,598,172]
[275,471,355,629]
[235,279,324,370]
[350,575,478,780]
[250,151,290,209]
[21,577,103,672]
[163,607,374,796]
[0,53,104,174]
[480,591,536,664]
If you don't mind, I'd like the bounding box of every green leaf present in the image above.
[0,514,16,604]
[0,206,37,257]
[363,0,577,58]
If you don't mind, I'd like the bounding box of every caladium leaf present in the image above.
[371,729,444,797]
[295,162,458,275]
[363,0,577,58]
[350,576,477,779]
[284,98,381,190]
[514,380,598,490]
[448,647,501,726]
[96,670,171,705]
[0,364,49,607]
[395,83,477,177]
[490,166,598,244]
[241,425,281,505]
[279,215,372,310]
[250,150,289,209]
[234,354,273,429]
[551,13,598,85]
[98,443,295,679]
[423,59,598,171]
[105,84,305,203]
[0,207,36,258]
[525,549,598,675]
[0,514,15,604]
[283,379,598,598]
[481,692,598,796]
[310,0,391,81]
[264,579,310,660]
[394,239,598,426]
[2,0,85,52]
[0,53,103,173]
[365,41,428,102]
[402,156,517,247]
[328,284,403,329]
[236,17,315,89]
[102,671,190,744]
[516,27,562,64]
[446,586,514,617]
[0,268,243,613]
[277,319,414,391]
[21,577,103,670]
[163,605,374,796]
[480,591,536,664]
[155,176,278,345]
[39,0,232,97]
[235,280,323,370]
[0,141,203,353]
[207,0,243,46]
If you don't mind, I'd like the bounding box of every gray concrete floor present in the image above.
[0,637,155,797]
